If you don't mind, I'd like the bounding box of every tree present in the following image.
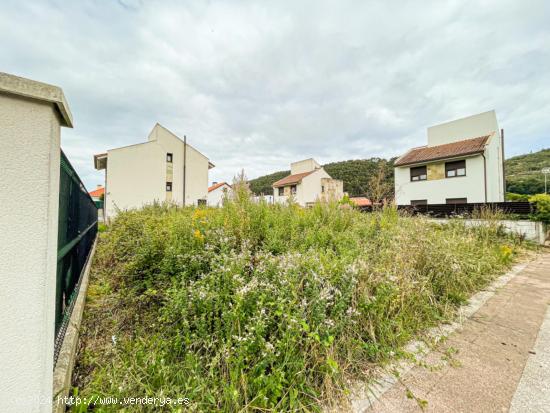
[364,160,394,206]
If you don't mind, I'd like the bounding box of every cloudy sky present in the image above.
[2,0,549,190]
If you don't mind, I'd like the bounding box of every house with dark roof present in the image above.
[273,158,343,206]
[394,111,505,205]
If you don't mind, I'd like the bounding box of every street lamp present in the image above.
[542,167,550,194]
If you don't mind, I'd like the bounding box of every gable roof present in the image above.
[89,186,105,197]
[394,134,491,167]
[208,182,231,192]
[272,170,316,188]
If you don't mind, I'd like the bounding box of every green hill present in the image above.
[248,158,395,197]
[505,148,550,194]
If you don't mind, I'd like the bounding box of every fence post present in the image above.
[0,73,73,413]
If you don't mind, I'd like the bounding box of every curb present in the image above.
[52,237,98,413]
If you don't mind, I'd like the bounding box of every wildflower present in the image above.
[193,229,204,241]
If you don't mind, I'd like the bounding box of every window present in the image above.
[197,199,207,206]
[446,198,467,204]
[410,165,427,181]
[321,185,325,193]
[166,182,172,192]
[278,187,284,196]
[290,185,297,195]
[445,160,466,178]
[166,153,173,163]
[411,199,427,206]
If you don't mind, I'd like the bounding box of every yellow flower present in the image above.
[193,229,204,241]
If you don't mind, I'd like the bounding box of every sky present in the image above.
[2,0,549,191]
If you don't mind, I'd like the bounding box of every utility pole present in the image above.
[183,135,187,206]
[542,167,550,194]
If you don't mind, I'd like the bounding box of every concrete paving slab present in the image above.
[365,252,550,413]
[510,306,550,413]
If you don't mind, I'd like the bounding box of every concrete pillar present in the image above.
[0,73,73,413]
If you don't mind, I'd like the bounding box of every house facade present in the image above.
[94,123,214,220]
[394,111,505,205]
[207,181,231,206]
[273,158,344,206]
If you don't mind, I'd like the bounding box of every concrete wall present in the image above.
[429,218,548,245]
[0,73,73,413]
[104,124,211,219]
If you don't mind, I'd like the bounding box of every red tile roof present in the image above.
[208,182,231,192]
[272,171,315,188]
[394,135,491,166]
[89,186,105,197]
[350,197,372,207]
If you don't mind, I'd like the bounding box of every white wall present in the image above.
[484,133,505,202]
[207,184,231,206]
[290,158,320,175]
[395,156,486,204]
[0,74,72,413]
[105,142,165,217]
[427,110,499,146]
[298,168,331,205]
[104,124,211,219]
[151,124,210,206]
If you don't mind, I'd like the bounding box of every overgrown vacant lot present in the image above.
[74,192,528,412]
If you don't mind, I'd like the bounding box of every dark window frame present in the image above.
[166,153,173,163]
[278,187,284,196]
[445,160,466,178]
[166,182,172,192]
[290,185,297,195]
[446,197,467,204]
[410,165,427,182]
[197,199,207,206]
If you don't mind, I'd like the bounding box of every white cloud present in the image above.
[2,0,549,189]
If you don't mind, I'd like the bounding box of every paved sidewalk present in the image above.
[367,252,550,413]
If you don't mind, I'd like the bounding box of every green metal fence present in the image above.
[54,150,98,364]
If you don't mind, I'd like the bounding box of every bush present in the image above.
[74,195,528,412]
[529,194,550,223]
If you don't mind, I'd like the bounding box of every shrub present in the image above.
[529,193,550,223]
[74,197,528,412]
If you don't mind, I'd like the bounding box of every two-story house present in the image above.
[94,123,214,220]
[272,158,343,206]
[394,111,505,205]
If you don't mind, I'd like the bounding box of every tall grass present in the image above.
[74,190,527,412]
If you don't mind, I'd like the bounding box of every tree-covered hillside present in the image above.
[248,158,395,197]
[505,148,550,194]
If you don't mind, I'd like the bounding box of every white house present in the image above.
[94,123,214,220]
[394,111,505,205]
[207,181,232,206]
[273,158,344,206]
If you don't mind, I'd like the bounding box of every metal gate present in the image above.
[54,150,98,364]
